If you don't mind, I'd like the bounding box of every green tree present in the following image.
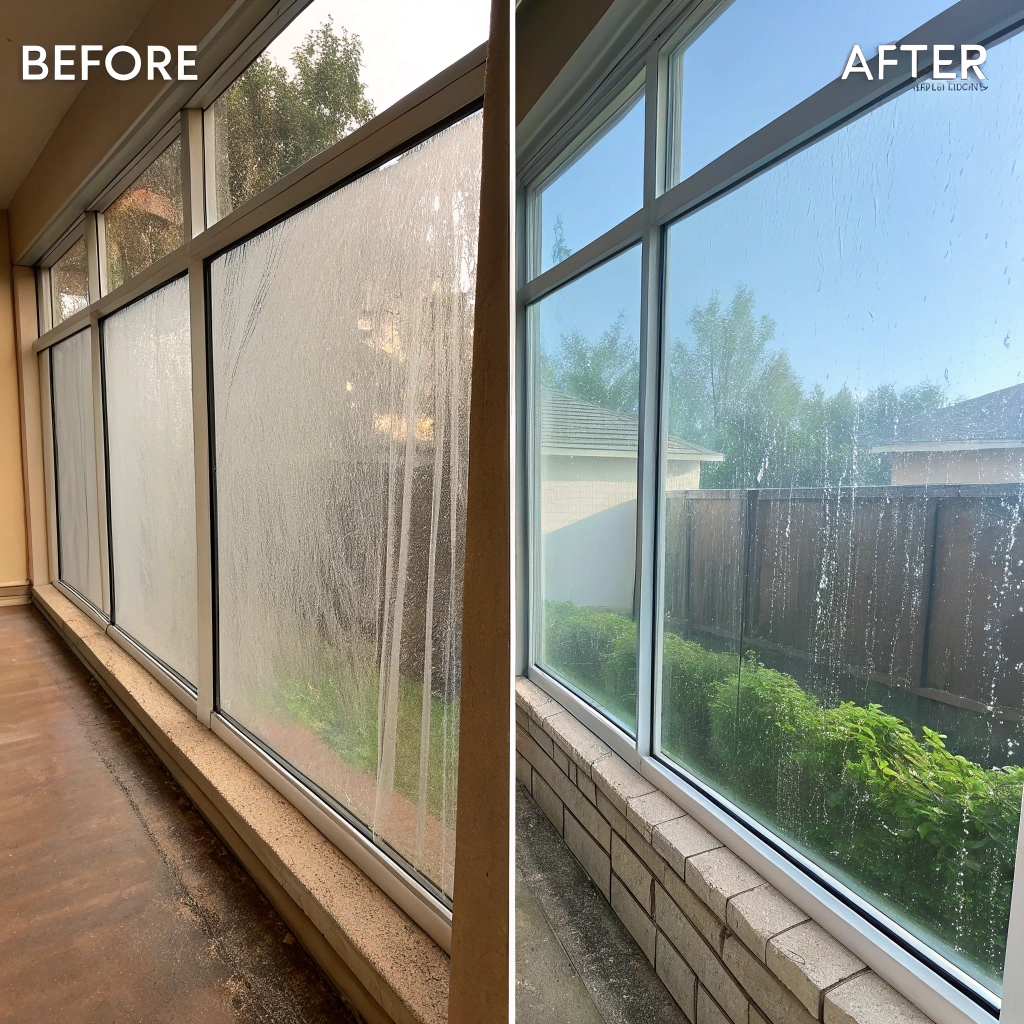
[667,284,945,487]
[105,139,184,292]
[215,16,374,213]
[542,311,639,415]
[540,283,946,486]
[550,214,572,265]
[668,285,803,486]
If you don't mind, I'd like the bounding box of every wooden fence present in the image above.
[664,485,1024,717]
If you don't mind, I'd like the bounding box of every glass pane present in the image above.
[210,0,489,223]
[210,113,482,899]
[668,0,955,186]
[50,238,88,326]
[533,245,642,733]
[51,329,103,609]
[104,139,184,292]
[659,34,1024,993]
[537,92,644,276]
[104,277,197,684]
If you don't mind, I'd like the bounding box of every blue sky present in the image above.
[538,1,1024,405]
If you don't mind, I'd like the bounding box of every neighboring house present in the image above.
[541,387,723,533]
[869,383,1024,485]
[542,387,723,610]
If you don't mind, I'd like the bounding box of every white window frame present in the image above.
[32,0,488,953]
[517,1,1024,1021]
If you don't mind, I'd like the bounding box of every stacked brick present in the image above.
[515,677,937,1024]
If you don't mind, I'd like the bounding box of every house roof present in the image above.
[542,387,724,461]
[868,383,1024,454]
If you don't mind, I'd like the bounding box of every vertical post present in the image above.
[11,263,51,588]
[0,211,30,596]
[36,267,52,338]
[182,108,216,727]
[202,105,219,229]
[84,213,102,304]
[448,0,512,1019]
[635,45,663,759]
[38,351,58,585]
[90,315,111,617]
[918,496,941,690]
[182,109,206,239]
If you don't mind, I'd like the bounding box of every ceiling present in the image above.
[0,0,155,208]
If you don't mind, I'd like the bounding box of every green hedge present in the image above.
[543,601,1023,985]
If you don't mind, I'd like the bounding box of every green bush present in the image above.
[259,644,458,820]
[545,601,1024,984]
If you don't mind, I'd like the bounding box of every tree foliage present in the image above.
[104,140,184,292]
[214,16,374,213]
[542,311,640,416]
[545,283,946,486]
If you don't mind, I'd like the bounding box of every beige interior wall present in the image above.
[0,210,29,595]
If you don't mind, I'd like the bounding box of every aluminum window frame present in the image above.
[32,2,489,952]
[518,1,1024,1021]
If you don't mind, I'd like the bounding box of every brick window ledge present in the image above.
[516,676,936,1024]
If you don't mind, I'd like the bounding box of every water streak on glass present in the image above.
[51,238,89,326]
[210,0,488,223]
[51,329,103,609]
[104,138,184,293]
[537,93,644,276]
[104,277,198,684]
[210,113,482,899]
[534,245,643,732]
[668,0,955,186]
[659,34,1024,992]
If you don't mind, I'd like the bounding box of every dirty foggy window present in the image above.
[659,30,1024,994]
[50,329,104,611]
[207,0,489,223]
[103,276,198,686]
[209,112,482,901]
[103,138,184,293]
[50,238,89,326]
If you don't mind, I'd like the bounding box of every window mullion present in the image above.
[181,108,205,240]
[83,214,101,305]
[89,315,111,618]
[634,50,661,759]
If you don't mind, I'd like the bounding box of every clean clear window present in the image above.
[209,112,483,899]
[532,245,643,733]
[50,239,89,326]
[50,329,103,610]
[526,0,1024,1002]
[660,31,1024,989]
[103,276,198,686]
[534,89,644,276]
[207,0,489,223]
[103,138,184,293]
[665,0,955,186]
